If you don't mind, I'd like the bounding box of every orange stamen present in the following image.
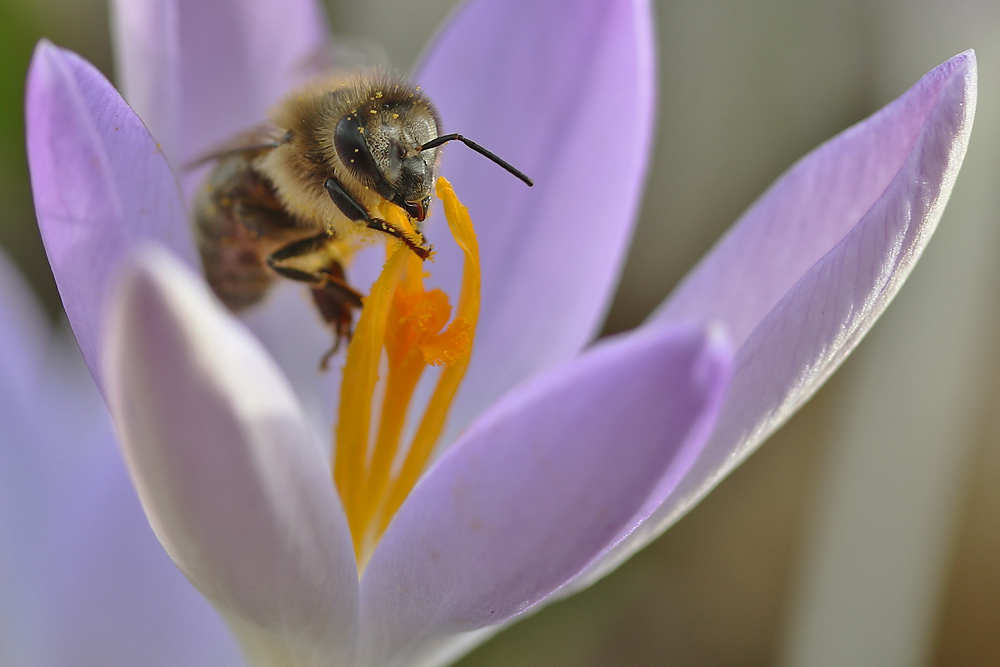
[333,177,481,567]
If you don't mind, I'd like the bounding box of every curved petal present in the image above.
[103,247,358,665]
[240,281,349,447]
[359,323,731,667]
[25,41,196,390]
[651,51,975,348]
[574,51,977,588]
[416,0,657,437]
[111,0,331,169]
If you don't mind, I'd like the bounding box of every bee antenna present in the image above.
[419,134,533,187]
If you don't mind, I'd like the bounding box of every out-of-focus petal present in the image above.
[0,251,52,664]
[359,323,731,666]
[111,0,331,169]
[240,282,348,448]
[0,250,239,665]
[576,51,977,587]
[416,0,656,438]
[25,42,196,390]
[108,0,181,163]
[38,443,245,667]
[0,248,50,400]
[103,247,358,664]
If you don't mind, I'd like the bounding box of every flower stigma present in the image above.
[333,176,480,569]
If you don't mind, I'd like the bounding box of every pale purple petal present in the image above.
[0,251,239,664]
[416,0,656,437]
[103,247,358,663]
[574,52,977,587]
[0,255,96,607]
[25,42,196,389]
[108,0,181,164]
[0,252,54,663]
[651,52,975,348]
[37,442,245,667]
[359,323,731,666]
[1,403,242,666]
[111,0,331,169]
[240,281,352,449]
[0,248,50,400]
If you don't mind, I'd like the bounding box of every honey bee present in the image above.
[192,72,532,367]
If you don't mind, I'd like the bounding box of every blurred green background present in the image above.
[3,0,1000,664]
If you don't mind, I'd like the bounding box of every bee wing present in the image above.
[184,123,286,171]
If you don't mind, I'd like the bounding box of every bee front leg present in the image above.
[365,216,433,260]
[324,177,432,259]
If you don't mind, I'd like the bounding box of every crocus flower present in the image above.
[14,0,975,664]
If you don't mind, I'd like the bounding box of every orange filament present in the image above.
[333,177,481,567]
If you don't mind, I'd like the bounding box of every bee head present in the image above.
[334,102,438,222]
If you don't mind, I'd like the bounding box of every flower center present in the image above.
[332,177,480,568]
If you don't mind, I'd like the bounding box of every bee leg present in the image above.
[266,233,363,370]
[311,266,363,370]
[266,232,334,283]
[365,216,433,260]
[325,176,371,223]
[324,177,432,260]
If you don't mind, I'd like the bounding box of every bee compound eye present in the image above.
[334,114,379,181]
[334,113,399,202]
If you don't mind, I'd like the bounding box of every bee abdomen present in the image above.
[198,229,275,310]
[193,154,301,310]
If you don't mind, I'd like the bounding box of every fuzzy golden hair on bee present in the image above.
[259,72,442,238]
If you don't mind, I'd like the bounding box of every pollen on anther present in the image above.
[334,178,479,564]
